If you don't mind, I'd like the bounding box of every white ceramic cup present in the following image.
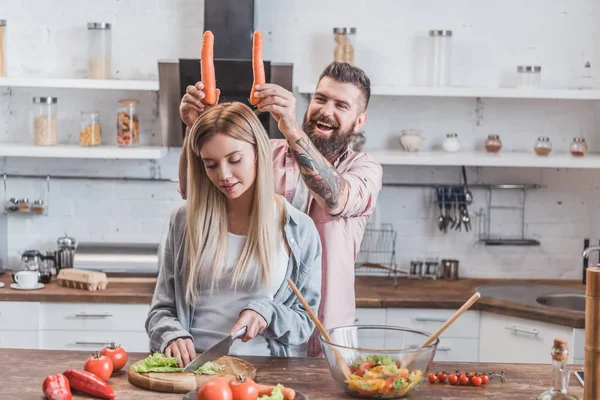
[15,270,39,289]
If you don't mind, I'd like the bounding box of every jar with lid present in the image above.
[534,136,552,156]
[87,22,111,79]
[0,20,6,77]
[569,137,587,157]
[443,133,460,152]
[428,30,452,87]
[333,27,356,65]
[32,97,58,146]
[31,200,45,214]
[399,129,424,152]
[4,198,18,212]
[79,111,101,146]
[517,65,542,88]
[485,134,502,153]
[117,99,139,146]
[18,198,30,212]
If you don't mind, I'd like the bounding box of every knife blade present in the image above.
[182,326,247,373]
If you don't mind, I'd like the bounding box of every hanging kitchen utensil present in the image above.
[436,186,445,232]
[462,166,473,204]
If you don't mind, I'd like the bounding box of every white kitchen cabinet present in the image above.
[386,309,480,339]
[479,312,574,364]
[0,301,40,330]
[0,330,39,349]
[354,308,387,349]
[403,338,479,362]
[40,303,150,332]
[40,330,150,352]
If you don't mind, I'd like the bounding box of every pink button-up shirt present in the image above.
[271,139,383,355]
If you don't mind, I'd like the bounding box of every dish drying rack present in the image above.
[354,223,405,287]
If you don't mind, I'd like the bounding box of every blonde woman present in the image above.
[146,102,322,367]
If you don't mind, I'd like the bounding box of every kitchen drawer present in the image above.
[0,302,40,330]
[40,330,150,352]
[0,330,39,349]
[479,312,574,364]
[40,303,150,331]
[386,308,480,339]
[355,308,387,326]
[402,338,479,362]
[573,328,585,360]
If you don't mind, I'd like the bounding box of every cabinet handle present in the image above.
[74,313,113,318]
[75,341,112,345]
[409,344,451,352]
[414,317,446,323]
[504,325,539,336]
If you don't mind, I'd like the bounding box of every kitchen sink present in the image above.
[536,293,586,312]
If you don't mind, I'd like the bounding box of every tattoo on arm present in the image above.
[293,138,346,210]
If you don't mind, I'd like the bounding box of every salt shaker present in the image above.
[443,133,460,152]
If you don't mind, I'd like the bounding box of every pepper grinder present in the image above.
[584,266,600,400]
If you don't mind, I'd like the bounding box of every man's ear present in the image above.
[354,112,368,132]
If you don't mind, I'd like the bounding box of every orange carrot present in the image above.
[201,30,217,105]
[257,384,295,400]
[249,30,265,106]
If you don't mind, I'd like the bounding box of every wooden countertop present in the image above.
[0,273,587,328]
[2,348,584,399]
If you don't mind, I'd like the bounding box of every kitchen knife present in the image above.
[182,326,247,373]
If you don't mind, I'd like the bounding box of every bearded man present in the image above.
[178,62,383,357]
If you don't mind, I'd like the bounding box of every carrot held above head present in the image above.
[249,30,265,106]
[201,30,217,105]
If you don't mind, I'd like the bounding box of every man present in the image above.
[178,62,383,356]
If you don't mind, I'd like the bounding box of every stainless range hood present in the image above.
[73,243,159,276]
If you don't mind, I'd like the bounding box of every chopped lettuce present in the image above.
[194,361,225,375]
[258,384,285,400]
[352,354,394,368]
[392,377,405,390]
[133,353,182,373]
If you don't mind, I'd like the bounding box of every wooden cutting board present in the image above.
[127,355,256,393]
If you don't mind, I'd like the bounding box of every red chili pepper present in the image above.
[63,369,115,399]
[43,374,72,400]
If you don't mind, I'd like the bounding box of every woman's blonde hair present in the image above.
[184,102,285,304]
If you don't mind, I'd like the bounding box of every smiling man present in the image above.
[178,62,383,357]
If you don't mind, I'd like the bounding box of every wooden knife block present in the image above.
[584,267,600,400]
[57,268,108,291]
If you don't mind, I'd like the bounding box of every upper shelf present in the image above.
[297,84,600,100]
[0,77,159,91]
[369,150,600,168]
[0,144,168,159]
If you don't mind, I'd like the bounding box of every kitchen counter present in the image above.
[2,348,584,399]
[0,273,586,327]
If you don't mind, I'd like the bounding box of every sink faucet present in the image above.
[582,245,600,284]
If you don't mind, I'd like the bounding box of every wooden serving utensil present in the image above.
[357,262,409,274]
[402,291,481,367]
[287,278,352,380]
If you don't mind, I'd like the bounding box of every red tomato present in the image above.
[100,343,128,372]
[427,373,438,383]
[458,374,470,385]
[229,378,259,400]
[197,378,233,400]
[480,375,489,384]
[84,352,113,381]
[448,374,458,385]
[471,376,482,386]
[437,372,447,383]
[355,361,377,377]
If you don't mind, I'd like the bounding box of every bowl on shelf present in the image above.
[319,326,438,398]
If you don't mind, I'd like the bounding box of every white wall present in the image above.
[1,0,599,279]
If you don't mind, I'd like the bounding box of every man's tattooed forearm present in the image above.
[293,138,346,209]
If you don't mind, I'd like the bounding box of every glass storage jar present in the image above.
[517,65,541,88]
[534,136,552,156]
[32,97,58,146]
[87,22,111,79]
[0,20,6,77]
[485,134,502,153]
[117,99,139,146]
[443,133,460,152]
[79,111,101,146]
[428,30,452,87]
[569,137,587,157]
[333,27,355,65]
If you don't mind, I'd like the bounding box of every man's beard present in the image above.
[302,111,356,159]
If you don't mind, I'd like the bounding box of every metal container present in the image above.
[55,233,77,271]
[441,259,459,280]
[73,242,159,275]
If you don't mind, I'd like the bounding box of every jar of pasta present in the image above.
[117,99,139,146]
[79,111,101,146]
[32,97,58,146]
[333,27,356,65]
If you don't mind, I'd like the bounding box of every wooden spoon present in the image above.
[357,262,409,274]
[287,278,352,379]
[402,291,481,367]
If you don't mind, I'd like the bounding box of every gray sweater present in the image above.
[145,199,322,357]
